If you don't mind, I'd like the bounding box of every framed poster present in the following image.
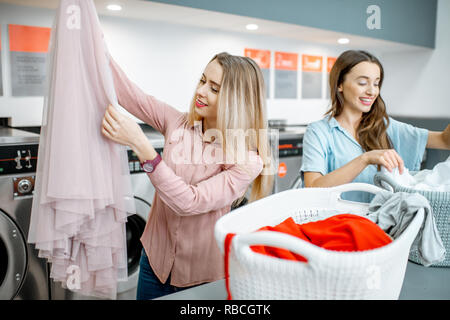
[301,54,323,99]
[244,48,271,98]
[9,24,51,96]
[274,51,298,99]
[326,56,337,98]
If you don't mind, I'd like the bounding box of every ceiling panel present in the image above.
[0,0,427,52]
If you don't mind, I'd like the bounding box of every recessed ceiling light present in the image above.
[107,4,122,11]
[337,38,350,44]
[246,24,259,31]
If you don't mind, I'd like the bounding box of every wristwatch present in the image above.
[140,154,162,173]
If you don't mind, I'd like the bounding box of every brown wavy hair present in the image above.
[326,50,392,151]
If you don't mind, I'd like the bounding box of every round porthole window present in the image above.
[126,214,146,275]
[0,211,27,300]
[0,239,8,287]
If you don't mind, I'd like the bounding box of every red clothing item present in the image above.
[224,214,392,299]
[251,214,392,261]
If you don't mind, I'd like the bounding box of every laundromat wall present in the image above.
[0,1,449,129]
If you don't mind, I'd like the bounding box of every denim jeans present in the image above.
[136,249,194,300]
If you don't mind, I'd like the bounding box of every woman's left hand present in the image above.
[101,104,145,149]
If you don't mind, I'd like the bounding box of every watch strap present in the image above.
[140,153,162,173]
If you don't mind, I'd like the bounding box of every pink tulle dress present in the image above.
[28,0,135,299]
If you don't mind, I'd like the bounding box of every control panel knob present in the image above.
[17,179,32,194]
[15,150,22,170]
[25,150,32,169]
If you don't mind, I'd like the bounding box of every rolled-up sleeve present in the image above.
[388,117,429,171]
[147,156,263,216]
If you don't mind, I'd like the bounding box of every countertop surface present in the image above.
[0,126,40,144]
[157,261,450,300]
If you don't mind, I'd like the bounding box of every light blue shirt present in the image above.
[300,116,429,203]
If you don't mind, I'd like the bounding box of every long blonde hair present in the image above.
[187,52,274,204]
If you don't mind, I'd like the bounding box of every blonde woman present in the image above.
[101,52,274,299]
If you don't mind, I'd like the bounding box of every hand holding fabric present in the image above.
[102,104,145,148]
[362,149,405,174]
[102,104,158,162]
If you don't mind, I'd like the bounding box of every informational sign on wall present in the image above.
[244,48,271,98]
[0,26,3,96]
[301,54,323,99]
[326,56,337,98]
[274,51,298,99]
[9,24,51,96]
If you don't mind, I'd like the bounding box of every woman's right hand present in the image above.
[361,149,405,174]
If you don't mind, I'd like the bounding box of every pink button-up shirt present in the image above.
[110,59,263,287]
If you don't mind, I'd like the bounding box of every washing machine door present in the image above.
[126,197,149,275]
[0,210,27,300]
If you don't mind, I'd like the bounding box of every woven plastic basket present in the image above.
[215,183,424,300]
[374,172,450,267]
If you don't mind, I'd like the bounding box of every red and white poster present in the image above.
[244,48,271,98]
[327,56,337,73]
[9,24,51,96]
[274,51,298,99]
[326,56,337,98]
[301,54,323,99]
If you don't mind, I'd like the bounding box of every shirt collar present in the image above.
[328,116,340,129]
[327,116,363,149]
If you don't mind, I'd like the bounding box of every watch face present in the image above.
[143,162,154,172]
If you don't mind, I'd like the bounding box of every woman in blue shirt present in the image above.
[301,50,450,202]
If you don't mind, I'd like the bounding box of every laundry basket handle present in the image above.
[330,182,384,196]
[373,173,397,192]
[327,183,386,213]
[234,231,321,264]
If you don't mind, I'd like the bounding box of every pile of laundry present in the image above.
[380,156,450,192]
[366,190,446,267]
[248,190,446,267]
[374,156,450,267]
[250,214,393,262]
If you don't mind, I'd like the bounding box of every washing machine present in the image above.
[50,125,164,300]
[275,127,305,193]
[0,127,49,300]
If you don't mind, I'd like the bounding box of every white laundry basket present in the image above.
[215,183,424,300]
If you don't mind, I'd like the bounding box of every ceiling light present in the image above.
[337,38,350,44]
[107,4,122,11]
[246,24,259,31]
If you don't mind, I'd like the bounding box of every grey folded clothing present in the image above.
[366,190,446,267]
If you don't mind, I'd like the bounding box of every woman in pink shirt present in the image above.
[101,52,274,299]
